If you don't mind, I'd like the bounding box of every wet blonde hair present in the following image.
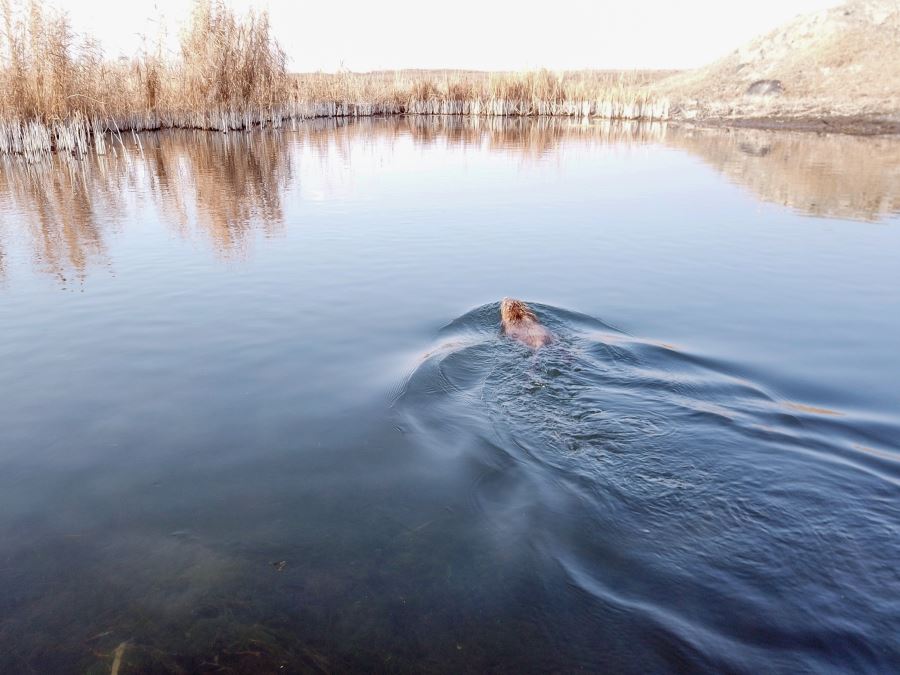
[500,297,538,324]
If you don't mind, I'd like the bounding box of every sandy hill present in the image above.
[659,0,900,116]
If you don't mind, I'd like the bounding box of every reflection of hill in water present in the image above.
[0,118,896,282]
[668,127,900,222]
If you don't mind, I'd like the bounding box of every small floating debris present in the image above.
[853,443,900,462]
[783,401,844,416]
[85,630,112,643]
[271,560,287,572]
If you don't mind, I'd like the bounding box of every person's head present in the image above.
[500,298,537,324]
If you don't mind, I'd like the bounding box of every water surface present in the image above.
[1,118,898,673]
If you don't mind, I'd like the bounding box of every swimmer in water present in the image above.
[500,298,554,349]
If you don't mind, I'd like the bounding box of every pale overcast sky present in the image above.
[55,0,843,72]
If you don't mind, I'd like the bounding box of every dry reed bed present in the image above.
[0,0,671,158]
[0,85,671,160]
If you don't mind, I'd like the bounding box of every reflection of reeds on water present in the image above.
[0,130,293,281]
[2,118,897,283]
[669,127,900,222]
[145,132,291,258]
[0,153,124,282]
[414,116,669,157]
[295,115,669,162]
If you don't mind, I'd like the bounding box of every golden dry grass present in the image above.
[0,0,671,156]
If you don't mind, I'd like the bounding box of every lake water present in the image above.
[1,117,898,673]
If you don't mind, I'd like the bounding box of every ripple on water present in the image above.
[393,301,900,672]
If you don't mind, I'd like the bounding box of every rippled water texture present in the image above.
[1,118,898,673]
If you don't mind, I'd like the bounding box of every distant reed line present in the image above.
[0,98,672,158]
[0,0,672,158]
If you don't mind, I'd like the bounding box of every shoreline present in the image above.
[689,114,900,136]
[3,107,898,159]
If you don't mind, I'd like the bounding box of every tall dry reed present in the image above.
[179,0,286,110]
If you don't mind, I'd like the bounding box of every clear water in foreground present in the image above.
[0,118,898,673]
